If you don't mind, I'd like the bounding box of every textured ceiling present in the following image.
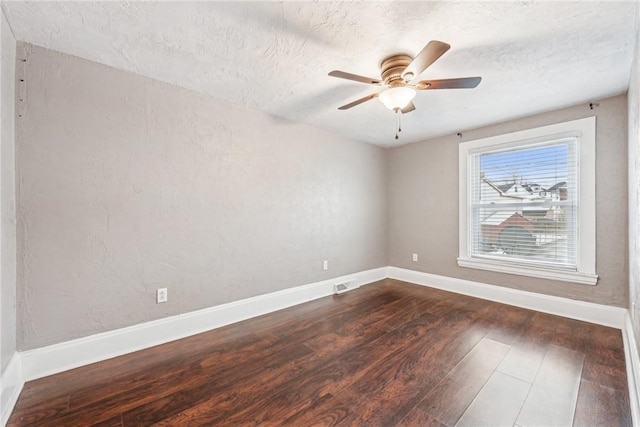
[2,1,638,147]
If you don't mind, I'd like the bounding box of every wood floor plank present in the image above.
[6,394,69,427]
[6,279,631,426]
[515,344,584,427]
[302,294,438,358]
[522,312,592,352]
[582,358,628,391]
[120,341,315,424]
[75,286,400,422]
[70,341,312,426]
[455,371,531,427]
[280,393,354,427]
[581,325,628,391]
[66,330,283,414]
[90,414,123,427]
[573,379,631,427]
[126,294,425,425]
[468,302,534,345]
[15,325,266,411]
[68,357,206,410]
[497,338,547,383]
[383,280,458,303]
[417,338,510,426]
[395,406,448,427]
[158,312,442,426]
[335,316,487,426]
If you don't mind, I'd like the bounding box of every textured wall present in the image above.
[16,44,388,350]
[389,94,628,306]
[629,10,640,352]
[1,10,16,373]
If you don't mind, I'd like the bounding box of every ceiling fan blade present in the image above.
[416,77,482,90]
[338,93,379,110]
[402,40,450,81]
[328,70,382,85]
[401,102,415,114]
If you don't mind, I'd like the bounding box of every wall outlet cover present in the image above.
[156,288,168,304]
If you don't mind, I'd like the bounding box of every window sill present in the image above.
[457,257,598,285]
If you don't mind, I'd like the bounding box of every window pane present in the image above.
[469,140,577,269]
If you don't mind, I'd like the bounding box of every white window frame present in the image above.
[458,117,597,285]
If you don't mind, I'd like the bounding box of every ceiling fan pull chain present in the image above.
[394,108,401,140]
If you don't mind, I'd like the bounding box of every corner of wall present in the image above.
[0,352,22,427]
[384,144,391,267]
[0,2,17,379]
[629,0,640,346]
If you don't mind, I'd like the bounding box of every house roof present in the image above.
[484,176,568,196]
[496,183,515,193]
[482,211,519,226]
[547,181,567,192]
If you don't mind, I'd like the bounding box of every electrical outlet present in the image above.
[323,260,328,270]
[412,253,418,262]
[156,288,168,304]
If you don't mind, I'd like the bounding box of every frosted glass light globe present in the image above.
[379,87,416,111]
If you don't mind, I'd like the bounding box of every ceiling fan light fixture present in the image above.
[379,87,416,111]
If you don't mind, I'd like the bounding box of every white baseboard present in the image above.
[623,313,640,426]
[20,267,387,382]
[4,266,634,426]
[387,267,627,329]
[1,353,23,427]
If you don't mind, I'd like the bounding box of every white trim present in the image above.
[457,257,598,285]
[388,267,625,328]
[623,313,640,426]
[20,267,387,382]
[0,353,22,427]
[2,266,635,425]
[458,117,597,284]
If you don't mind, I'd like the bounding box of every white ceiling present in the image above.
[2,1,638,147]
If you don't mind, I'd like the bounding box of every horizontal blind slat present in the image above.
[469,139,577,269]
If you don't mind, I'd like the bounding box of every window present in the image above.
[458,117,597,285]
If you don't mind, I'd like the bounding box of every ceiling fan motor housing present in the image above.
[380,54,413,87]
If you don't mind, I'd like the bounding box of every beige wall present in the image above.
[629,8,640,351]
[16,44,388,350]
[1,9,16,373]
[12,42,635,351]
[389,94,628,307]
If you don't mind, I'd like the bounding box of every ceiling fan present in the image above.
[328,40,481,138]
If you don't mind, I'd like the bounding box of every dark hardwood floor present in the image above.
[8,279,631,426]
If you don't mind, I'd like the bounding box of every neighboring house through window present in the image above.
[458,117,597,285]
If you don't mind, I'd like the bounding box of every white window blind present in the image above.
[468,138,578,270]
